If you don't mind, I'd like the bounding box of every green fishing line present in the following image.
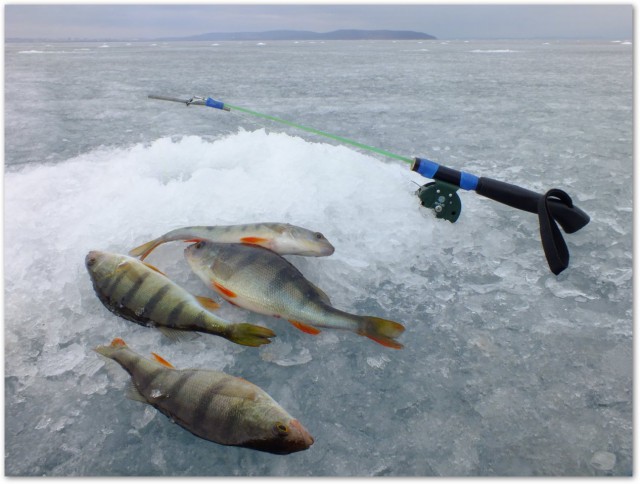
[224,103,414,165]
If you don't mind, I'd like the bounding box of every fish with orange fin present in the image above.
[85,251,275,347]
[184,242,405,349]
[95,338,314,454]
[129,223,335,260]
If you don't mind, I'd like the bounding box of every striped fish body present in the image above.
[129,222,335,260]
[184,242,405,349]
[85,251,275,347]
[95,338,313,454]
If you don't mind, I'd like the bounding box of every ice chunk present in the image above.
[590,451,616,471]
[365,355,391,369]
[544,278,596,300]
[132,407,157,430]
[260,340,312,366]
[39,344,86,377]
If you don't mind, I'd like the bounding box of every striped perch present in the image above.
[95,338,314,454]
[85,251,275,347]
[128,222,335,260]
[185,241,406,349]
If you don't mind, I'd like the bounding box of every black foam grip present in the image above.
[476,177,590,233]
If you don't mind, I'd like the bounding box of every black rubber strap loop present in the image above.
[538,189,572,275]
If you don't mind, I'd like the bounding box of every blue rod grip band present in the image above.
[205,97,226,110]
[460,171,479,191]
[414,158,440,179]
[413,157,479,191]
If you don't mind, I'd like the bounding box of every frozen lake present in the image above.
[4,39,633,476]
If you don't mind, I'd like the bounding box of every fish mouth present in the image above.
[320,244,335,256]
[290,418,314,448]
[301,243,334,257]
[85,250,103,268]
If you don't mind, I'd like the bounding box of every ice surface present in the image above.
[4,39,632,476]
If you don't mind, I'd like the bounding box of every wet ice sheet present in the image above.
[4,130,632,476]
[4,39,632,476]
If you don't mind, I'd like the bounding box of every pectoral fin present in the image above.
[213,282,237,298]
[151,352,175,368]
[143,262,167,277]
[126,381,147,403]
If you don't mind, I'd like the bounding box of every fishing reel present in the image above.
[415,180,462,223]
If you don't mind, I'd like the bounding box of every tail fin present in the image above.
[94,337,127,358]
[128,238,162,260]
[358,317,405,349]
[226,323,276,347]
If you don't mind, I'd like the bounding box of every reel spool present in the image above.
[416,181,462,223]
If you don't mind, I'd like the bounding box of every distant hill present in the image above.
[164,29,436,41]
[5,29,436,44]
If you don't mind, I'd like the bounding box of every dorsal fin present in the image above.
[151,352,175,368]
[309,282,331,305]
[158,326,198,342]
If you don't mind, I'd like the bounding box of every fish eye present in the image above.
[314,232,324,240]
[86,256,96,266]
[273,422,289,436]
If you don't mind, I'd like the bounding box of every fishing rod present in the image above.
[148,94,590,275]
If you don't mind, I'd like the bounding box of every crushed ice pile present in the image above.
[5,129,631,476]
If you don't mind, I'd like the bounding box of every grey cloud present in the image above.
[5,4,633,40]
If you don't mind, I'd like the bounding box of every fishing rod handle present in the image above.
[412,158,590,233]
[475,177,590,233]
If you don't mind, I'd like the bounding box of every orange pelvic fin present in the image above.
[184,238,203,244]
[111,337,127,347]
[288,320,321,335]
[151,352,175,369]
[213,282,237,298]
[196,296,221,310]
[240,236,269,245]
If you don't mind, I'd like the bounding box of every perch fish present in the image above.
[85,250,275,347]
[95,338,314,454]
[184,241,405,349]
[129,222,335,260]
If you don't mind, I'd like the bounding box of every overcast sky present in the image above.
[4,4,633,41]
